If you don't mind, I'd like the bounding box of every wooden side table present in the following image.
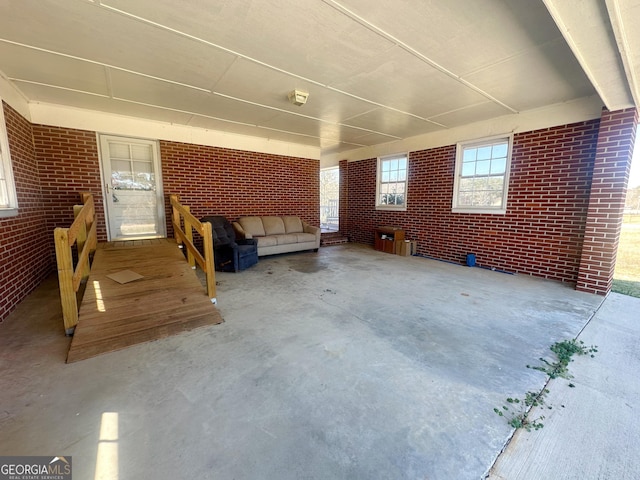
[374,226,405,254]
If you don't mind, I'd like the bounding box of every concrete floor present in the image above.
[488,292,640,480]
[0,243,634,479]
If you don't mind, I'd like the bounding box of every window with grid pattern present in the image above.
[376,153,408,210]
[452,136,512,214]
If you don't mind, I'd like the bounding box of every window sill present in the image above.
[0,207,19,218]
[452,207,506,215]
[375,205,407,212]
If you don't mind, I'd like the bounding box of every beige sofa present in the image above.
[232,216,321,257]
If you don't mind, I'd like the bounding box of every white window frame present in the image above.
[452,134,513,214]
[0,100,18,218]
[376,153,408,211]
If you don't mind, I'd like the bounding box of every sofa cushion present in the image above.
[283,216,304,234]
[276,233,299,245]
[238,216,265,237]
[262,216,286,235]
[257,236,278,248]
[295,232,317,243]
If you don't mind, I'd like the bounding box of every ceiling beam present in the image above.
[543,0,635,110]
[605,0,640,109]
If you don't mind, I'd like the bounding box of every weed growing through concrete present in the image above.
[494,390,550,432]
[527,339,598,379]
[494,339,598,432]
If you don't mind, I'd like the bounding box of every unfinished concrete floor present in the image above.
[0,243,633,479]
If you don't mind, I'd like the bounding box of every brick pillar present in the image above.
[339,159,349,237]
[576,107,638,295]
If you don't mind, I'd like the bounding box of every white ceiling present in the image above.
[0,0,638,158]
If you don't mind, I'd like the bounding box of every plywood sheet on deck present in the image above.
[67,239,223,363]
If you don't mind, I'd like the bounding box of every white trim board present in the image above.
[0,74,30,121]
[321,95,605,167]
[4,93,606,166]
[28,102,321,160]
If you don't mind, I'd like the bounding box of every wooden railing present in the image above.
[170,194,217,303]
[54,193,97,335]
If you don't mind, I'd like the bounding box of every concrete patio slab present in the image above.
[488,291,640,480]
[0,244,610,479]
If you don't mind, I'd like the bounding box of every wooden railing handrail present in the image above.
[170,194,217,303]
[67,194,94,246]
[72,217,97,292]
[54,192,97,335]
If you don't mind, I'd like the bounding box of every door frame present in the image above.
[97,133,166,241]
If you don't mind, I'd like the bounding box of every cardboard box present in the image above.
[396,240,417,256]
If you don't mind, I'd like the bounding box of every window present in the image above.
[0,101,18,218]
[376,153,408,210]
[452,135,512,214]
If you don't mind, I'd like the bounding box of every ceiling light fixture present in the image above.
[288,89,309,106]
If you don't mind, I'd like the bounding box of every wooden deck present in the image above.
[66,239,223,363]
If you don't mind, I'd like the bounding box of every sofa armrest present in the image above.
[303,222,321,238]
[232,221,252,240]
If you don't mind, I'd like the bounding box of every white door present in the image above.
[99,135,166,240]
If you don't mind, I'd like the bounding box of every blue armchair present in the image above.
[200,216,258,272]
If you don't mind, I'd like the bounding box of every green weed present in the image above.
[495,339,597,431]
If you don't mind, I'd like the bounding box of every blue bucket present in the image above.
[466,253,476,267]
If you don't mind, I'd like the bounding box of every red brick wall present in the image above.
[577,108,638,294]
[159,140,320,237]
[0,103,51,322]
[27,128,319,246]
[345,119,601,285]
[2,104,631,324]
[32,125,106,251]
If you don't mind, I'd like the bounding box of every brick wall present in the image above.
[32,125,106,253]
[160,140,320,237]
[0,102,51,322]
[1,104,633,324]
[344,119,601,285]
[27,128,318,248]
[577,108,639,294]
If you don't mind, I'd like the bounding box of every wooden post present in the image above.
[170,194,182,247]
[73,204,90,281]
[79,191,92,205]
[184,205,195,268]
[54,228,79,335]
[202,221,217,302]
[80,193,95,256]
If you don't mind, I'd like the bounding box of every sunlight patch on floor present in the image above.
[95,412,118,480]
